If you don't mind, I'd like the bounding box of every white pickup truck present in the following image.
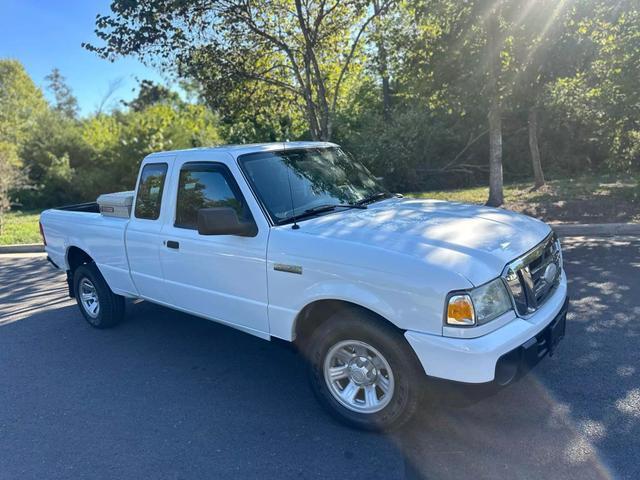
[40,142,568,430]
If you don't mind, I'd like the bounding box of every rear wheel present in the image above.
[306,308,423,431]
[73,263,125,328]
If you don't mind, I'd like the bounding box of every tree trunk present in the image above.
[487,102,504,206]
[486,13,503,207]
[373,0,391,121]
[295,0,332,141]
[528,107,545,188]
[300,61,322,140]
[378,47,391,121]
[381,76,391,120]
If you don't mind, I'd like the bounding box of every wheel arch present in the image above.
[66,245,95,272]
[65,246,95,298]
[293,299,404,351]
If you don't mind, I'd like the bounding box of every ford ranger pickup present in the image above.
[40,142,568,430]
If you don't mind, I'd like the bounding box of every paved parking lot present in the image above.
[1,237,639,479]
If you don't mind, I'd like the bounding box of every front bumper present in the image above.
[494,296,567,385]
[405,272,568,384]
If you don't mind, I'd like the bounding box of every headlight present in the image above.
[446,278,513,326]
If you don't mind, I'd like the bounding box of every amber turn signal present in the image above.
[447,294,476,326]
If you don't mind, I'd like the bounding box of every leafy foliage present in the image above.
[0,0,638,215]
[85,0,393,141]
[0,68,222,209]
[0,142,25,233]
[0,60,48,228]
[122,79,183,112]
[45,68,79,119]
[0,60,48,146]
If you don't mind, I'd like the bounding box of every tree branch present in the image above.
[330,0,395,115]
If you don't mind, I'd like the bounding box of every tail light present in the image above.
[39,221,47,246]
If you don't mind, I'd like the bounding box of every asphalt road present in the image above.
[1,237,639,479]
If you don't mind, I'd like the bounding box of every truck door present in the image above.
[158,158,270,337]
[126,158,174,303]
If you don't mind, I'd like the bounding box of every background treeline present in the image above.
[0,64,220,214]
[0,0,638,216]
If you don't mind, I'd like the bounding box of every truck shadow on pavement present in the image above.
[1,239,638,479]
[0,254,74,325]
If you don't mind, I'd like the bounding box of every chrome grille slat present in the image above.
[530,255,555,277]
[502,233,562,316]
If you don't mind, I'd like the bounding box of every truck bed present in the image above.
[54,202,100,213]
[40,205,134,297]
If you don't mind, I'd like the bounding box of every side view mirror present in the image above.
[197,207,257,237]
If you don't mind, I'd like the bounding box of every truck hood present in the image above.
[297,198,551,286]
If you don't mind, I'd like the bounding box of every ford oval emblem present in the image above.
[543,263,558,285]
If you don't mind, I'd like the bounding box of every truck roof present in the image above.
[146,141,338,161]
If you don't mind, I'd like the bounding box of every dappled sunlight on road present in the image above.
[536,236,640,479]
[0,237,639,478]
[393,374,613,479]
[0,253,73,325]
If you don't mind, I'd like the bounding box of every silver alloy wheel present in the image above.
[323,340,395,414]
[79,278,100,319]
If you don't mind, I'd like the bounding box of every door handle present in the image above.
[166,240,180,250]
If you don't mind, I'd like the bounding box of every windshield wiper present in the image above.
[305,203,367,214]
[282,203,366,225]
[354,192,391,206]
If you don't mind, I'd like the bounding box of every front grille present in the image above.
[503,233,562,316]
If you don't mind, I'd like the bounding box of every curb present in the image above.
[552,223,640,237]
[0,243,45,254]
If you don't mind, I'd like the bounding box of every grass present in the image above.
[409,174,640,224]
[0,174,637,245]
[0,210,42,245]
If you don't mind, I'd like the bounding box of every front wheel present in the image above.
[73,263,125,329]
[306,309,424,431]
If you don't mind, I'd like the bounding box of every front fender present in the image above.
[267,280,397,341]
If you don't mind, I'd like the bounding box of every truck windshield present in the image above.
[238,147,388,225]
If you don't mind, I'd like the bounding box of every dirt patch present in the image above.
[414,176,640,224]
[506,181,640,224]
[510,198,639,224]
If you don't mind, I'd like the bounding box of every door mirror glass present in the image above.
[197,207,257,237]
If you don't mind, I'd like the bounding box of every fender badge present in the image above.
[274,263,303,275]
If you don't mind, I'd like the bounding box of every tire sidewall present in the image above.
[307,311,421,431]
[73,264,109,328]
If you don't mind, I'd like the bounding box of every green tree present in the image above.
[0,59,48,146]
[18,110,89,207]
[45,68,79,119]
[507,0,582,188]
[0,60,49,212]
[373,1,506,195]
[85,0,394,141]
[0,142,24,233]
[104,103,222,192]
[571,1,640,169]
[123,79,183,112]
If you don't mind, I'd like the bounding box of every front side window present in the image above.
[239,147,387,225]
[134,163,168,220]
[175,163,250,229]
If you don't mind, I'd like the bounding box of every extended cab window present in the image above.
[134,163,168,220]
[175,163,250,230]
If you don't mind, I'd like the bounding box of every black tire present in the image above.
[306,308,424,431]
[73,263,125,329]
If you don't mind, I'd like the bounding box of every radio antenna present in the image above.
[283,139,300,230]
